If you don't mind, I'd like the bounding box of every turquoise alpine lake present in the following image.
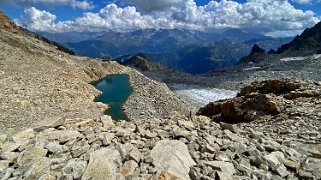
[91,74,133,120]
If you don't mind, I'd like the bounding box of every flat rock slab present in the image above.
[203,161,236,175]
[82,148,122,180]
[151,140,196,179]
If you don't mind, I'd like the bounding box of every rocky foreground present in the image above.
[1,79,320,180]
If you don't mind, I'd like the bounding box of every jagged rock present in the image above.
[263,151,285,169]
[197,79,317,123]
[100,115,114,129]
[17,145,48,167]
[62,159,87,179]
[173,127,191,139]
[71,139,90,158]
[203,161,236,175]
[0,160,9,172]
[23,157,51,180]
[215,151,230,162]
[249,128,264,139]
[45,141,64,154]
[82,148,122,180]
[37,129,84,143]
[100,132,115,146]
[120,160,138,176]
[1,129,35,152]
[151,140,196,179]
[283,159,300,171]
[274,165,289,177]
[64,118,95,127]
[0,133,7,143]
[177,120,195,129]
[216,171,233,180]
[34,117,64,131]
[128,146,142,163]
[220,122,238,133]
[198,93,283,123]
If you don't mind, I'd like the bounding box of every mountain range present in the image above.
[39,28,292,74]
[237,21,321,66]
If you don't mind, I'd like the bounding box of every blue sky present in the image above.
[1,0,321,37]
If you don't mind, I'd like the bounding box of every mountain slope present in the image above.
[277,21,321,56]
[0,10,74,55]
[0,13,190,133]
[236,21,321,67]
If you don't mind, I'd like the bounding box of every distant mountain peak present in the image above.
[120,53,166,71]
[250,44,265,55]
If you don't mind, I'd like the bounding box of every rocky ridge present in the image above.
[120,53,166,72]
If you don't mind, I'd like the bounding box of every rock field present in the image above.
[1,12,321,180]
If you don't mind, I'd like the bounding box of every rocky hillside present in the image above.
[277,21,321,56]
[0,15,191,134]
[237,21,321,67]
[0,10,74,55]
[0,11,20,34]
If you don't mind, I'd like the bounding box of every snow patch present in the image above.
[280,54,321,62]
[243,66,261,71]
[280,56,308,62]
[170,84,238,108]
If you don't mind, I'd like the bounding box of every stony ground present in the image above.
[1,79,320,179]
[1,14,321,180]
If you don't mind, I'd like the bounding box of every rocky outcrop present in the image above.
[250,44,265,55]
[120,53,166,71]
[0,10,74,55]
[198,79,321,123]
[0,11,20,34]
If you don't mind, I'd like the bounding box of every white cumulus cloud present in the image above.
[291,0,321,4]
[125,0,185,12]
[15,0,321,37]
[16,7,56,32]
[0,0,94,10]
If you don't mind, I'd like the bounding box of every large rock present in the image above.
[82,148,122,180]
[1,129,35,152]
[150,140,196,179]
[196,79,313,123]
[263,151,285,169]
[23,157,51,180]
[62,159,87,179]
[203,161,236,175]
[17,145,48,167]
[197,93,283,123]
[37,129,84,143]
